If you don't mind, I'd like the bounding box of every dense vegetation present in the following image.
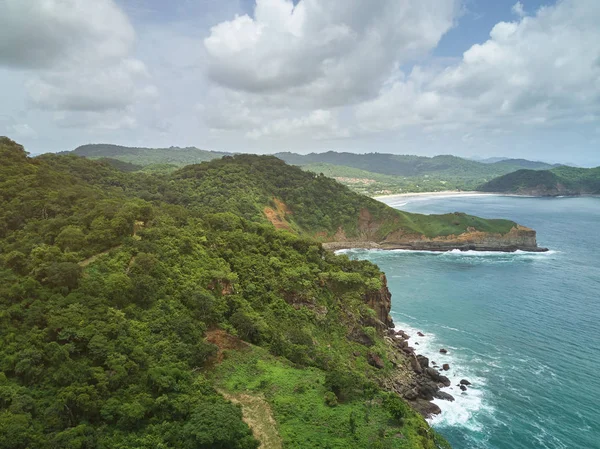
[71,144,230,167]
[479,166,600,195]
[1,137,458,448]
[64,144,559,195]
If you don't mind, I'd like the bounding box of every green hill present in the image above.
[62,145,558,195]
[275,152,557,195]
[71,143,231,167]
[0,137,457,449]
[1,136,546,448]
[479,166,600,196]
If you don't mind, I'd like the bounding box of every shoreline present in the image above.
[373,190,490,200]
[325,242,549,253]
[373,191,600,201]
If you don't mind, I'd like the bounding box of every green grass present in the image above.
[211,347,450,449]
[395,211,517,238]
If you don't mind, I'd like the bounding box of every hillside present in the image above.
[0,136,547,448]
[2,136,459,449]
[479,166,600,196]
[71,143,231,166]
[279,152,557,195]
[63,144,558,195]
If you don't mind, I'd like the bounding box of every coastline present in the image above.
[372,191,494,201]
[372,190,600,202]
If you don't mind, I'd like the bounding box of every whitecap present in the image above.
[392,320,494,433]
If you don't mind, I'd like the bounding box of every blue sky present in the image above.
[0,0,598,166]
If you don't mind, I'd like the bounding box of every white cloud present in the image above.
[0,0,156,115]
[512,2,526,18]
[246,109,349,140]
[52,110,138,131]
[356,0,600,133]
[204,0,460,108]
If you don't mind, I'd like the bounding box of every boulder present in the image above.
[438,375,451,387]
[396,330,410,340]
[460,385,467,392]
[460,379,471,386]
[403,388,419,401]
[418,382,438,400]
[409,355,423,374]
[442,363,450,371]
[411,399,442,418]
[417,331,425,337]
[416,355,429,370]
[439,348,448,354]
[367,352,385,369]
[435,391,455,402]
[349,328,375,347]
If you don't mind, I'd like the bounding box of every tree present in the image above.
[56,226,86,252]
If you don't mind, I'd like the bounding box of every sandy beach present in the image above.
[373,190,498,202]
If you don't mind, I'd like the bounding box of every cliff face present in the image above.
[362,274,394,328]
[321,207,546,252]
[380,225,543,251]
[324,225,546,252]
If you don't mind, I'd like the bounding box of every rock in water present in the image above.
[439,348,448,354]
[442,363,450,371]
[417,331,425,337]
[460,385,468,391]
[460,379,471,386]
[435,391,455,402]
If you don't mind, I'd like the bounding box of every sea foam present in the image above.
[392,314,494,433]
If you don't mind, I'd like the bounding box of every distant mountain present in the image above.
[468,156,509,164]
[274,152,558,195]
[479,166,600,196]
[275,151,556,177]
[65,144,563,195]
[71,143,231,166]
[491,159,562,170]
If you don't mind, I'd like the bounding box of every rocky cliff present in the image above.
[324,225,546,252]
[360,272,466,419]
[362,274,394,328]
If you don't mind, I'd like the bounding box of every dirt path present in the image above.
[79,245,122,267]
[220,392,282,449]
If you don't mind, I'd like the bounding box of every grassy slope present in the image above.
[213,347,449,449]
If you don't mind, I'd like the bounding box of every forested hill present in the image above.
[1,136,459,449]
[479,166,600,196]
[275,151,557,177]
[62,144,559,195]
[71,143,231,167]
[0,136,544,448]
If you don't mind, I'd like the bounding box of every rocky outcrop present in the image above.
[362,274,394,328]
[380,328,463,419]
[323,224,547,252]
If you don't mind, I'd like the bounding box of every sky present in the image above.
[0,0,599,166]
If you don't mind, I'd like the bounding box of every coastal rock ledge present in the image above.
[323,225,548,253]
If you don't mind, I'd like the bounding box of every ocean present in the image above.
[343,195,600,449]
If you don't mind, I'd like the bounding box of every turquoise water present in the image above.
[344,195,600,449]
